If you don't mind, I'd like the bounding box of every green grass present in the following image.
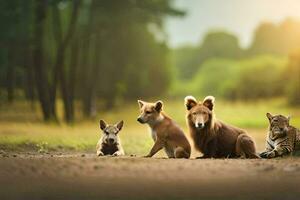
[0,98,299,155]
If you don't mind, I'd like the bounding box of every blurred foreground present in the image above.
[1,155,300,200]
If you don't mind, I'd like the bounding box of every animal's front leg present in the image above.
[112,151,124,156]
[145,139,164,158]
[260,150,276,158]
[97,150,105,156]
[273,146,290,157]
[260,146,288,158]
[112,146,125,156]
[196,154,211,159]
[196,140,217,159]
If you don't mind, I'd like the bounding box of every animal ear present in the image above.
[154,100,163,112]
[184,96,197,110]
[287,115,291,123]
[115,120,124,131]
[137,100,144,108]
[100,119,107,130]
[266,113,273,121]
[203,96,215,111]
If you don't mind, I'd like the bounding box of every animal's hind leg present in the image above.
[174,147,190,159]
[164,147,175,158]
[236,134,260,159]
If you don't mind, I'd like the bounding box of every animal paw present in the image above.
[196,155,210,159]
[260,151,275,158]
[112,152,120,156]
[97,151,104,156]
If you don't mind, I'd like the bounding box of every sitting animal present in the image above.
[137,100,191,158]
[96,119,125,156]
[184,95,259,158]
[260,113,300,158]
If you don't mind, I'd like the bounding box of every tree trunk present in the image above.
[67,37,80,122]
[32,0,56,121]
[21,0,35,108]
[6,47,15,103]
[51,0,80,122]
[80,0,100,118]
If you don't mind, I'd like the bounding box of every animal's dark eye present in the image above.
[192,112,197,115]
[104,131,109,135]
[146,111,152,114]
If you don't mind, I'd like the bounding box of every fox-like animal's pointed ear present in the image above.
[138,100,144,108]
[184,96,197,110]
[287,115,291,123]
[100,119,107,130]
[154,100,163,112]
[266,113,273,121]
[115,120,124,131]
[203,96,215,111]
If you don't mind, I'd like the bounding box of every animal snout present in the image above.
[137,117,144,123]
[196,122,205,129]
[108,138,114,143]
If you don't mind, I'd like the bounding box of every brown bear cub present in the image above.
[96,120,125,156]
[184,95,259,158]
[137,100,191,158]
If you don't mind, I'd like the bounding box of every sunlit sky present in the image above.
[165,0,300,48]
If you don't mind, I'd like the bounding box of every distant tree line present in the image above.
[0,0,183,122]
[171,19,300,104]
[172,19,300,80]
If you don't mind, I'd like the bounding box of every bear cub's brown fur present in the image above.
[185,95,259,158]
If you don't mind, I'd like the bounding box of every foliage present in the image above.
[249,19,300,55]
[171,31,243,80]
[0,0,183,122]
[286,50,300,105]
[171,55,288,100]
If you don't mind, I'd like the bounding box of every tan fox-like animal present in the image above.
[137,100,191,158]
[185,95,259,159]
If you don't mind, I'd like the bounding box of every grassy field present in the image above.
[0,98,299,156]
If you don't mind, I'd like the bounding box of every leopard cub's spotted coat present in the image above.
[260,113,300,158]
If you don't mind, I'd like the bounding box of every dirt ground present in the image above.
[1,152,300,200]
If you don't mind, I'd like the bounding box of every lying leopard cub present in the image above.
[260,113,300,158]
[96,119,125,156]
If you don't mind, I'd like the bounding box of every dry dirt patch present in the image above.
[0,153,300,200]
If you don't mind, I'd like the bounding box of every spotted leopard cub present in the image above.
[96,120,125,156]
[260,113,300,158]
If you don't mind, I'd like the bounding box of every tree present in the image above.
[50,0,81,122]
[286,50,300,105]
[249,19,300,55]
[172,31,243,80]
[0,0,184,122]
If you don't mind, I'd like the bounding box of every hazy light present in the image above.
[165,0,300,48]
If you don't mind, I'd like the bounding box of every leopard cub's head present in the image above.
[266,113,290,139]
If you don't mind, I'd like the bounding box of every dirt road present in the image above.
[1,152,300,200]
